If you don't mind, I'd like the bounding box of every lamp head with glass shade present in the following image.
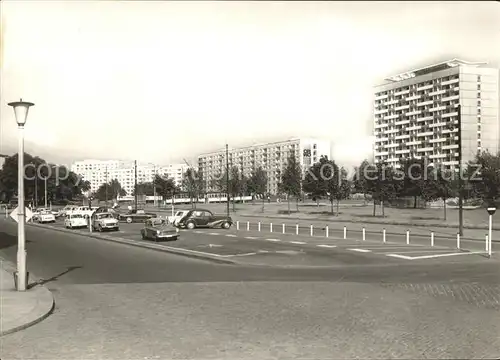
[8,98,35,126]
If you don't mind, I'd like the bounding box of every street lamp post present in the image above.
[44,176,48,208]
[8,98,34,292]
[226,144,230,218]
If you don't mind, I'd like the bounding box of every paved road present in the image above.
[1,219,500,359]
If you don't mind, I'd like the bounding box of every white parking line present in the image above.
[224,252,258,257]
[378,249,459,254]
[225,234,237,237]
[290,241,306,244]
[317,245,337,248]
[348,248,372,253]
[266,238,281,242]
[387,251,485,260]
[208,232,220,235]
[245,236,258,239]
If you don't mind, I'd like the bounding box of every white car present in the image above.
[64,214,88,229]
[36,210,56,224]
[168,210,190,226]
[92,212,119,232]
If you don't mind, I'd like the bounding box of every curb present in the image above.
[27,223,236,266]
[236,213,500,231]
[0,261,55,337]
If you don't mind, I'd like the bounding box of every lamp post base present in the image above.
[13,271,30,291]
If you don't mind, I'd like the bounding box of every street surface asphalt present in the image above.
[0,217,499,359]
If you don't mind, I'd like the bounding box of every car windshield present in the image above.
[99,214,113,219]
[150,219,166,227]
[72,214,83,218]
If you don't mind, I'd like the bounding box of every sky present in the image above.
[1,1,499,169]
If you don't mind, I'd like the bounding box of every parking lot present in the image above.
[27,216,495,267]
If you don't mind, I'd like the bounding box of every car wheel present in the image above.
[126,217,133,223]
[69,224,73,229]
[141,230,146,240]
[222,222,230,229]
[172,236,178,241]
[98,225,103,232]
[186,222,195,230]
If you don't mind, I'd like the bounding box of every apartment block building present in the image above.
[198,138,332,195]
[71,159,188,195]
[374,59,499,169]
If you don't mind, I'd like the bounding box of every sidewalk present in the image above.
[0,260,55,336]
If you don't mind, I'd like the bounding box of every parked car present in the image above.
[140,218,179,241]
[72,206,99,219]
[177,209,232,229]
[167,210,190,226]
[64,213,88,229]
[58,205,78,217]
[35,210,56,224]
[118,209,156,223]
[92,212,120,232]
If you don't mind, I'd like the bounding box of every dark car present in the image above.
[118,209,157,223]
[177,209,232,230]
[140,218,179,242]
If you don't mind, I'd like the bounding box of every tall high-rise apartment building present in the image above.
[198,138,332,195]
[71,160,188,195]
[374,59,499,169]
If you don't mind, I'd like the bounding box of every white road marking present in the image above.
[290,241,306,244]
[379,249,459,254]
[317,244,337,248]
[208,244,222,248]
[245,236,258,239]
[266,238,281,242]
[225,252,258,257]
[386,251,485,260]
[348,248,372,253]
[208,232,220,235]
[386,254,413,260]
[225,234,237,237]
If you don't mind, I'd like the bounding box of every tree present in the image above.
[366,162,397,217]
[182,168,204,208]
[133,182,154,196]
[93,179,126,201]
[430,166,455,220]
[0,153,89,203]
[153,174,179,203]
[247,167,268,212]
[352,159,371,204]
[302,156,328,207]
[215,166,247,211]
[334,167,351,215]
[279,155,302,213]
[468,151,500,205]
[397,157,430,208]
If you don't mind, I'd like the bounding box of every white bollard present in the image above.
[343,226,347,239]
[258,222,261,231]
[282,224,285,234]
[486,234,488,251]
[236,221,239,230]
[296,224,299,235]
[270,223,273,233]
[431,232,434,247]
[456,233,460,249]
[247,221,249,231]
[383,228,386,243]
[310,224,313,236]
[362,227,366,241]
[325,225,329,238]
[406,230,410,244]
[89,218,92,233]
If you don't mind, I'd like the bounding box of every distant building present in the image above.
[70,159,189,195]
[373,59,499,169]
[198,138,332,195]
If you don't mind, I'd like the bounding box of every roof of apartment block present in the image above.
[384,58,488,82]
